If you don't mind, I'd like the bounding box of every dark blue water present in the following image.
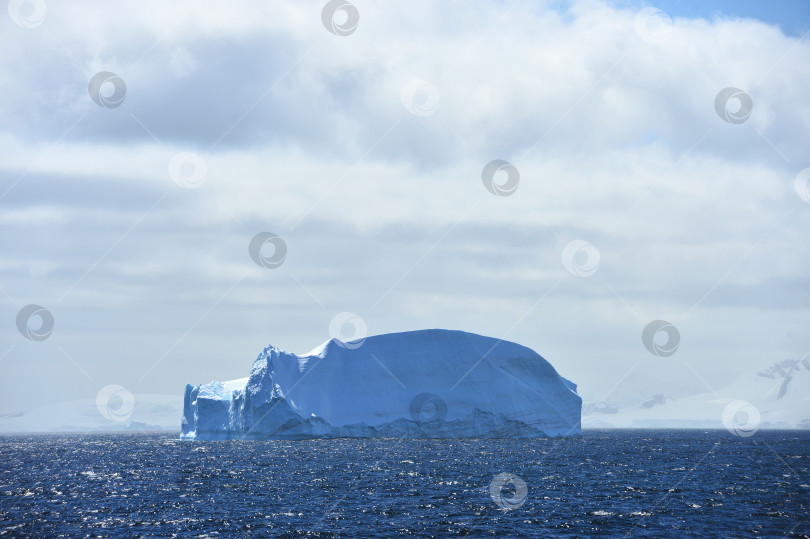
[0,430,807,537]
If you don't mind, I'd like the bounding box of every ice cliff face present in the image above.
[181,329,581,439]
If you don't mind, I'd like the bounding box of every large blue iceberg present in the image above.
[181,329,581,439]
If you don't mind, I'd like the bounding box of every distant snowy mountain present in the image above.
[0,394,182,433]
[583,358,810,429]
[582,366,710,411]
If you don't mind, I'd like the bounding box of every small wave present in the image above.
[588,510,614,516]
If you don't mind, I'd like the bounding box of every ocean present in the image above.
[0,430,807,537]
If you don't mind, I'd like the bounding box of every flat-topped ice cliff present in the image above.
[181,329,581,439]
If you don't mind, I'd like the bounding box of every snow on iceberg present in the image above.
[181,329,581,439]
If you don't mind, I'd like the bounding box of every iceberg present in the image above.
[181,329,581,439]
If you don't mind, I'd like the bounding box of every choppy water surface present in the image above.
[0,430,807,537]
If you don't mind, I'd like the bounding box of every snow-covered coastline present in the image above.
[582,359,810,430]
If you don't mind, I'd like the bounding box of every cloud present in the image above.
[0,0,808,412]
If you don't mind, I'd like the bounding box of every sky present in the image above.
[1,0,809,419]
